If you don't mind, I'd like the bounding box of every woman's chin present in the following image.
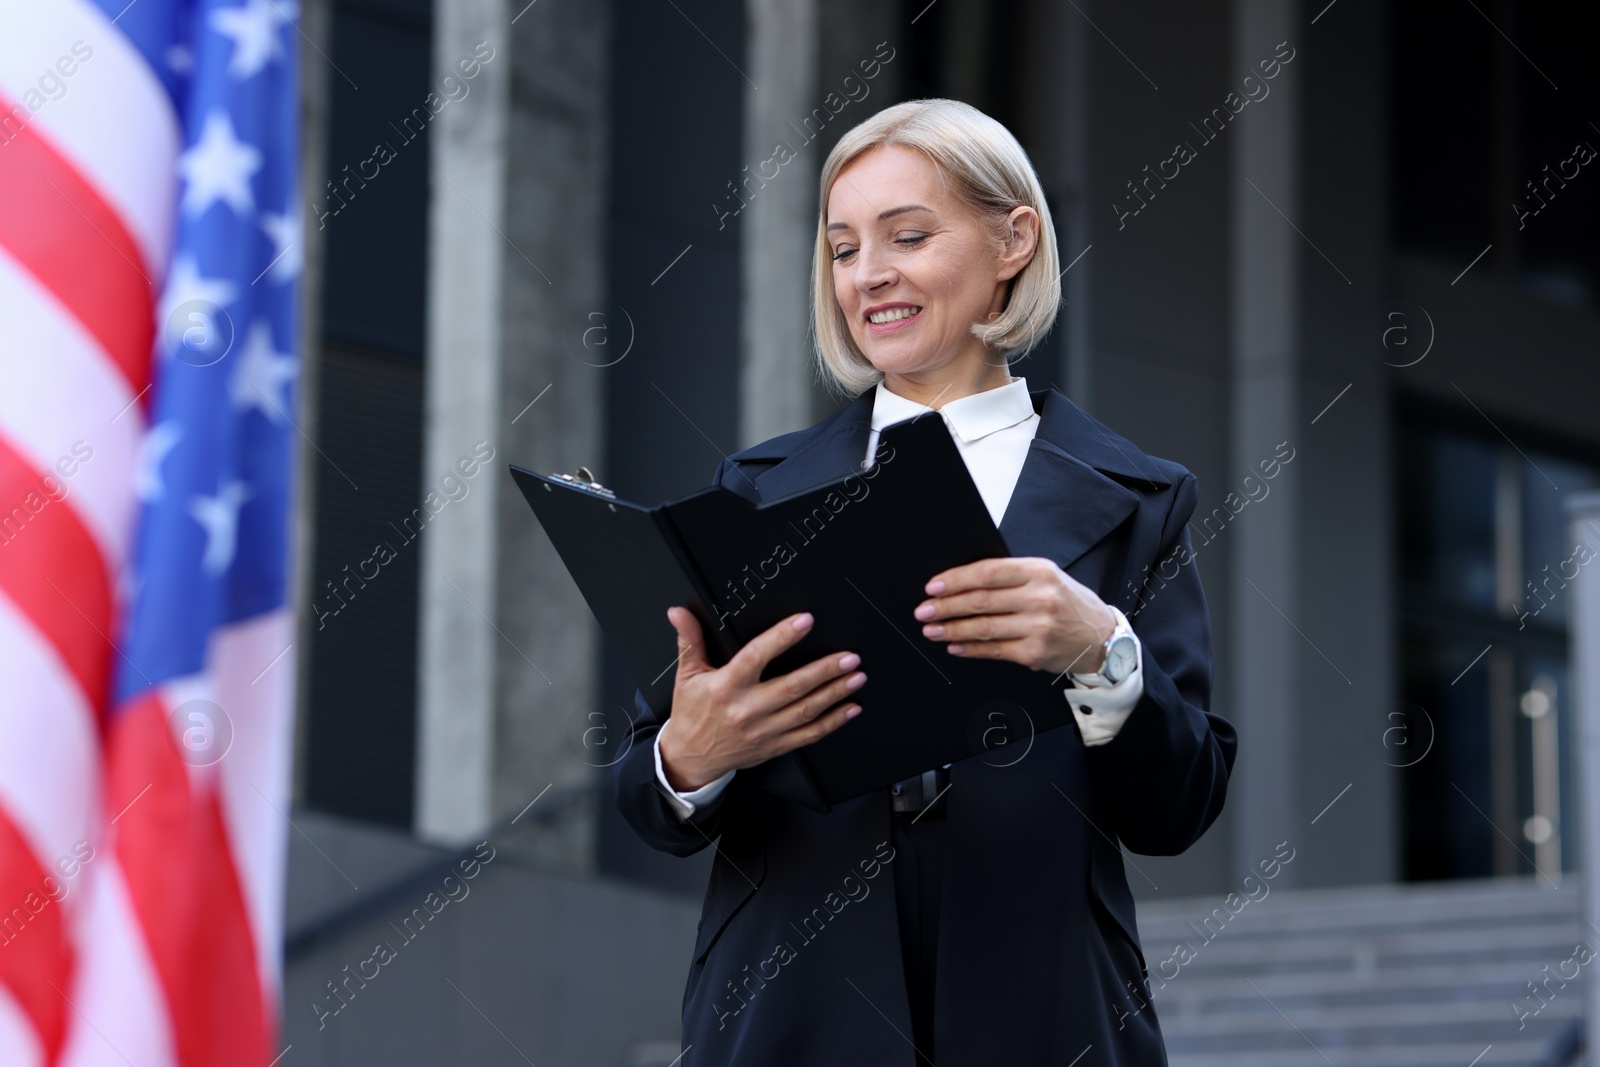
[860,342,940,377]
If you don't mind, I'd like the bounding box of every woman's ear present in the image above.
[996,205,1040,281]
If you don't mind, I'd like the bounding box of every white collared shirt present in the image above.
[863,375,1040,526]
[655,377,1144,819]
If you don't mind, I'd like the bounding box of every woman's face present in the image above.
[826,144,1035,384]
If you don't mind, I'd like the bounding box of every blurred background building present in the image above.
[283,0,1600,1063]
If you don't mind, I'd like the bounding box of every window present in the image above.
[1396,396,1599,881]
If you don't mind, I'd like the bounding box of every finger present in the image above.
[725,611,815,683]
[749,649,861,715]
[924,557,1040,597]
[923,613,1032,644]
[944,637,1030,663]
[765,664,868,736]
[667,606,712,677]
[916,585,1033,623]
[767,698,862,756]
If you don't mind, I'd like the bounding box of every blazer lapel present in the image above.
[996,388,1146,572]
[998,438,1139,571]
[746,391,875,500]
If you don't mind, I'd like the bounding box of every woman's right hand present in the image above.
[655,606,866,792]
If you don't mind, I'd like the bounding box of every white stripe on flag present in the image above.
[211,608,298,1002]
[58,856,180,1067]
[0,986,43,1067]
[0,590,100,873]
[0,243,144,572]
[0,0,179,274]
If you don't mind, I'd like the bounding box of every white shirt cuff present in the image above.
[1065,606,1144,747]
[653,730,735,821]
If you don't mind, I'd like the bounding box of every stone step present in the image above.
[1167,1037,1547,1067]
[1140,876,1586,1067]
[1155,991,1577,1038]
[1153,959,1586,1015]
[1139,876,1575,931]
[1135,918,1583,974]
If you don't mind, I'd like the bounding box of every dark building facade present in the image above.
[283,1,1600,1061]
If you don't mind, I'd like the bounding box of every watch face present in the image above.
[1106,635,1137,683]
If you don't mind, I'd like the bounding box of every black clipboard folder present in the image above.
[509,412,1071,812]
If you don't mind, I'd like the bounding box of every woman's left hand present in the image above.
[914,557,1115,677]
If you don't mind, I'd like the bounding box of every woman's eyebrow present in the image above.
[826,204,933,232]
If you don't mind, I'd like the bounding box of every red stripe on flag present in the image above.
[0,92,155,402]
[0,807,73,1064]
[0,433,114,711]
[109,692,271,1067]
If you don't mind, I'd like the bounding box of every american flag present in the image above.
[0,0,300,1064]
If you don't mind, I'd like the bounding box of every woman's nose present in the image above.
[854,242,898,291]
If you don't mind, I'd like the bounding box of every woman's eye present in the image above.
[895,233,930,246]
[831,247,857,262]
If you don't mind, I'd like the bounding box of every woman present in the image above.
[617,99,1235,1066]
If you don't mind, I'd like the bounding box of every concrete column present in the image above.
[1228,0,1303,879]
[1285,0,1395,886]
[1011,0,1092,403]
[1227,0,1396,886]
[1058,0,1094,407]
[738,0,818,445]
[1568,491,1600,1046]
[1070,0,1235,895]
[415,0,512,843]
[290,0,334,802]
[490,0,611,867]
[416,0,611,864]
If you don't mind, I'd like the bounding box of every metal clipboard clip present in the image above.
[549,465,616,499]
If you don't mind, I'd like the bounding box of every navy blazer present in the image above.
[615,385,1236,1066]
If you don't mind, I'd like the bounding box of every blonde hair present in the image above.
[812,99,1061,397]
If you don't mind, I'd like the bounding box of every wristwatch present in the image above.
[1072,608,1139,687]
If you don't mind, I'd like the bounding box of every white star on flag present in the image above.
[179,111,262,217]
[259,207,302,283]
[189,481,253,576]
[135,422,184,501]
[229,321,298,421]
[209,0,298,79]
[158,256,238,338]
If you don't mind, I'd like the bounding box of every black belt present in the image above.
[889,767,950,818]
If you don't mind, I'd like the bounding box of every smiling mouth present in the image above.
[866,305,922,325]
